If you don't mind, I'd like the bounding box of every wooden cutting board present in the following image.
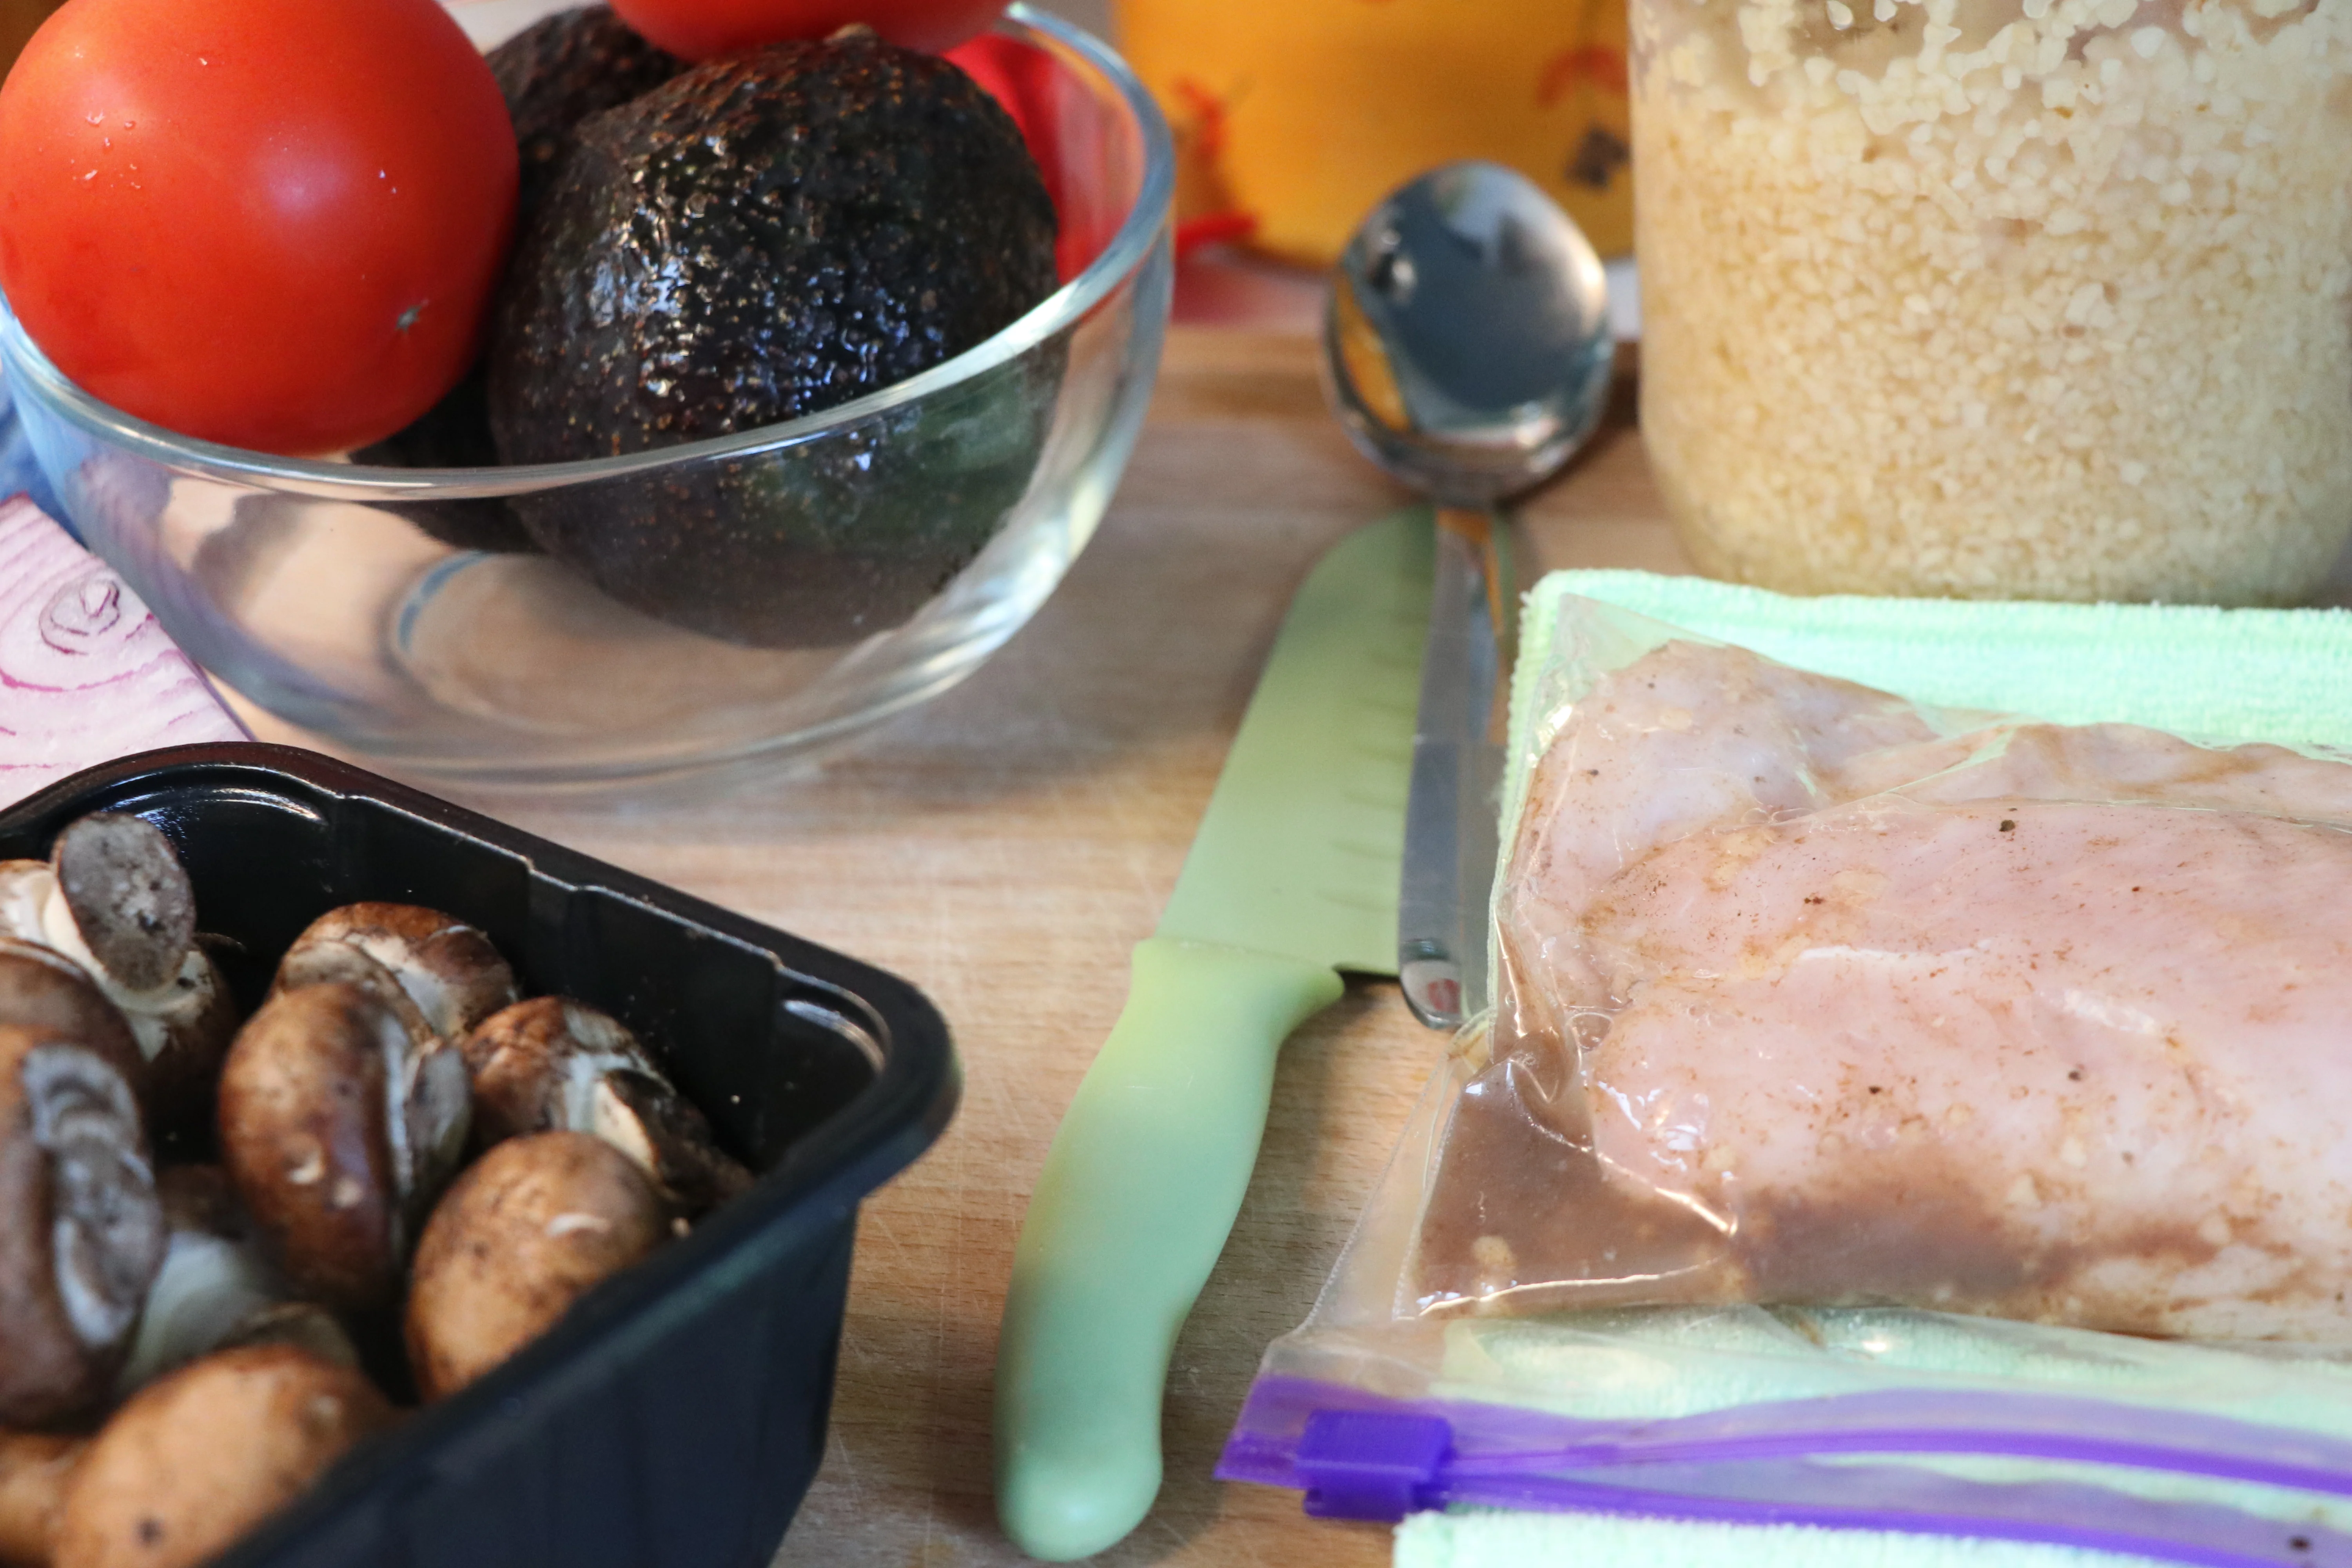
[483,327,1688,1567]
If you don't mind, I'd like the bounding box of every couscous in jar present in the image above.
[1633,0,2352,601]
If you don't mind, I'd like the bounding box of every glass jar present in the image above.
[1632,0,2352,602]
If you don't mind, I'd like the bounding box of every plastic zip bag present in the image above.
[1439,594,2352,1335]
[1220,593,2352,1563]
[1220,1303,2352,1563]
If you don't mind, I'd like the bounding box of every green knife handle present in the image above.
[994,935,1345,1561]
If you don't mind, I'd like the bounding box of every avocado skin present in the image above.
[487,34,1063,649]
[353,6,688,554]
[351,370,537,552]
[490,5,690,220]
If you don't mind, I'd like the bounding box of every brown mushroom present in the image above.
[0,1431,83,1568]
[462,997,751,1214]
[0,1027,165,1428]
[0,945,142,1085]
[207,1304,360,1370]
[113,1168,356,1398]
[48,819,195,997]
[404,1131,666,1402]
[215,983,470,1310]
[265,941,437,1047]
[0,817,235,1134]
[0,867,58,958]
[51,1345,390,1568]
[273,904,517,1042]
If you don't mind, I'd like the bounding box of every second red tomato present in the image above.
[608,0,1006,60]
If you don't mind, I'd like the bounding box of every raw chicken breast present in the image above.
[1419,637,2352,1338]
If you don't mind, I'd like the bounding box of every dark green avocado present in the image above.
[354,6,689,553]
[490,5,690,220]
[486,31,1064,649]
[350,370,532,552]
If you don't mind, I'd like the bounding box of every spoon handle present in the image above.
[1397,505,1513,1029]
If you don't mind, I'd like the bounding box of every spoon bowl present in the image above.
[1327,160,1614,508]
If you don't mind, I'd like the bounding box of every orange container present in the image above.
[1114,0,1633,265]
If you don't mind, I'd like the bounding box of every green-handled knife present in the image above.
[993,508,1432,1561]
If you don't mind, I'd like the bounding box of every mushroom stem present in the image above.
[462,998,751,1215]
[113,1169,358,1397]
[116,1222,280,1399]
[591,1069,753,1212]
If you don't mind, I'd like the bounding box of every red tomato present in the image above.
[608,0,1005,61]
[946,34,1102,284]
[0,0,517,455]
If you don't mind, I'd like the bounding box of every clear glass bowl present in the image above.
[0,5,1172,789]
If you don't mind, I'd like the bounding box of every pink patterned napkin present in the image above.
[0,493,245,808]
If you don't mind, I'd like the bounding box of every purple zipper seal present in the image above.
[1224,1376,2352,1566]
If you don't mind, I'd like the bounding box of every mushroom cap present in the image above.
[405,1131,666,1402]
[267,943,436,1048]
[218,981,472,1311]
[51,1345,390,1568]
[215,986,406,1311]
[0,943,143,1089]
[0,1430,85,1568]
[0,1027,163,1430]
[277,905,517,1041]
[462,998,751,1214]
[49,817,196,997]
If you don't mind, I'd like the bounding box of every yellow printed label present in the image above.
[1116,0,1634,265]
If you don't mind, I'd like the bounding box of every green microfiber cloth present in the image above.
[1399,571,2352,1568]
[1513,571,2352,748]
[1498,571,2352,851]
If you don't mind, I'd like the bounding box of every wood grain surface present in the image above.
[238,328,1688,1567]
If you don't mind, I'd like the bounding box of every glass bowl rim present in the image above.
[0,2,1174,504]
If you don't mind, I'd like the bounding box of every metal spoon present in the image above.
[1324,160,1614,1030]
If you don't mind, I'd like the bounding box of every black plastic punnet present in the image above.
[0,743,958,1568]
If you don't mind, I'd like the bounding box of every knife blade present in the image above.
[993,508,1432,1563]
[1397,505,1515,1030]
